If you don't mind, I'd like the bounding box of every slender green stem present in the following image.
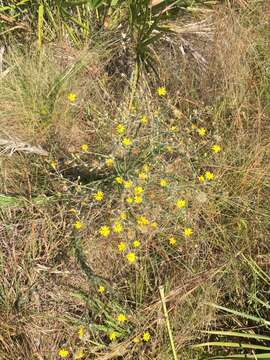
[159,286,178,360]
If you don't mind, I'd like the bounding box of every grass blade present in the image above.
[38,1,44,50]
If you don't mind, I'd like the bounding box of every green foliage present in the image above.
[193,258,270,359]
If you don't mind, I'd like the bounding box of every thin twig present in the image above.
[159,286,178,360]
[0,138,48,156]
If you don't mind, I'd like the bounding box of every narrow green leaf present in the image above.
[209,303,270,326]
[202,330,270,342]
[193,341,270,351]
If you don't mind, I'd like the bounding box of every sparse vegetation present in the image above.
[1,1,270,359]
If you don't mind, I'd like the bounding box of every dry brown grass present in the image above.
[1,2,270,360]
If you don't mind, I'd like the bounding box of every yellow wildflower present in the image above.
[116,123,125,135]
[205,171,214,180]
[183,227,193,237]
[109,331,117,341]
[160,179,168,187]
[140,115,149,125]
[81,144,89,152]
[157,86,167,96]
[191,123,197,129]
[67,92,77,102]
[74,349,85,359]
[143,332,151,342]
[113,221,123,233]
[93,191,104,201]
[99,226,110,237]
[105,158,114,167]
[117,313,127,322]
[122,137,132,146]
[198,175,205,183]
[166,145,173,153]
[74,221,82,230]
[169,237,177,245]
[118,242,126,252]
[124,180,133,189]
[78,326,84,339]
[58,349,69,358]
[133,240,140,248]
[138,172,148,180]
[126,252,136,264]
[115,176,124,184]
[143,164,150,173]
[137,216,149,226]
[119,212,127,220]
[170,126,178,132]
[176,199,186,209]
[211,144,221,153]
[134,186,144,195]
[198,127,206,137]
[134,195,143,204]
[133,337,140,343]
[126,196,133,204]
[98,285,105,294]
[50,160,57,170]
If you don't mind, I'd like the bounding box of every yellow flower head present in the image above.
[93,191,104,201]
[169,237,177,245]
[58,349,69,358]
[118,242,126,252]
[119,212,127,220]
[198,127,206,137]
[205,171,214,181]
[170,126,178,132]
[143,164,150,173]
[126,196,133,204]
[134,195,143,204]
[124,180,133,189]
[50,160,57,170]
[133,337,140,343]
[191,123,197,129]
[74,221,82,230]
[138,172,148,180]
[134,186,144,195]
[81,144,89,152]
[117,313,127,322]
[109,331,117,341]
[157,86,167,96]
[211,144,221,153]
[116,123,125,135]
[122,137,132,146]
[143,332,151,342]
[113,221,123,233]
[96,285,104,295]
[160,179,168,187]
[115,176,124,184]
[126,252,136,264]
[137,216,149,226]
[78,326,84,339]
[133,240,140,248]
[105,158,114,167]
[67,92,77,102]
[176,199,186,209]
[198,175,205,183]
[140,115,149,125]
[99,226,110,237]
[183,227,193,237]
